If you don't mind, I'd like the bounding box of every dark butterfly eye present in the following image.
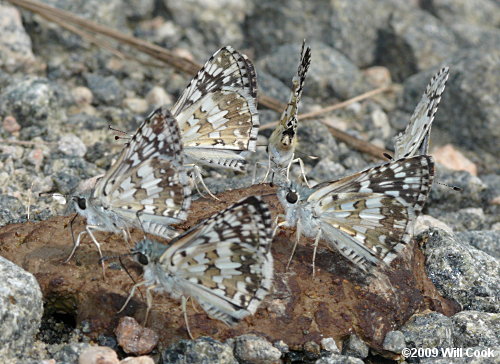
[286,191,298,204]
[137,253,148,265]
[76,197,86,210]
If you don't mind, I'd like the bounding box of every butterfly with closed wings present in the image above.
[69,108,191,268]
[171,46,259,198]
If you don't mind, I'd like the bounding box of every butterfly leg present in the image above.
[286,218,301,270]
[118,280,148,313]
[291,157,311,188]
[64,229,87,263]
[144,284,157,326]
[192,165,219,201]
[272,214,287,238]
[311,229,322,277]
[182,296,194,340]
[86,226,106,277]
[285,153,295,182]
[261,152,272,183]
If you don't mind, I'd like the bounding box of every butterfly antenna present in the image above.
[437,181,462,191]
[383,152,393,160]
[109,125,132,142]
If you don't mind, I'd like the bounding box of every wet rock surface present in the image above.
[0,0,498,362]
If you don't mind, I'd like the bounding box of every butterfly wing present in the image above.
[269,41,312,167]
[93,107,191,236]
[308,155,434,270]
[171,47,259,171]
[394,66,449,159]
[158,196,273,325]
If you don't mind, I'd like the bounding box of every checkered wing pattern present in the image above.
[171,47,259,171]
[307,155,435,270]
[268,41,311,168]
[394,66,449,159]
[93,107,191,232]
[157,196,273,325]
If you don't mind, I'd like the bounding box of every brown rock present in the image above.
[79,346,119,364]
[363,66,392,88]
[432,144,478,176]
[0,184,460,355]
[115,316,159,355]
[2,115,21,133]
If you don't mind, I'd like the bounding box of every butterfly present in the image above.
[276,155,435,274]
[68,107,191,267]
[170,46,259,198]
[393,66,449,159]
[121,196,274,337]
[264,41,311,185]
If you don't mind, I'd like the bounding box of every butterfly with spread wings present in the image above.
[68,108,191,266]
[170,46,259,197]
[393,66,449,159]
[276,155,435,275]
[264,41,311,185]
[121,196,274,338]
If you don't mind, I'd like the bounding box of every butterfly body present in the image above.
[130,196,274,326]
[277,155,435,271]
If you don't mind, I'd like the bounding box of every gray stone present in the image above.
[377,8,458,81]
[383,330,406,354]
[0,4,37,72]
[163,0,248,56]
[431,50,500,162]
[422,0,500,28]
[0,256,43,361]
[0,194,25,226]
[58,134,88,157]
[315,354,364,364]
[309,159,346,183]
[423,228,500,313]
[161,337,237,364]
[455,231,500,259]
[0,77,61,129]
[232,334,282,364]
[452,311,500,348]
[84,73,124,106]
[341,334,369,359]
[320,338,340,355]
[437,208,487,232]
[47,342,92,364]
[295,121,341,167]
[259,42,368,100]
[400,312,454,350]
[450,23,500,50]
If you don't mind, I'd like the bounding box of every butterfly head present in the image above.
[132,239,167,266]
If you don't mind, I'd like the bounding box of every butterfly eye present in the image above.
[137,253,148,265]
[286,191,298,204]
[76,197,86,210]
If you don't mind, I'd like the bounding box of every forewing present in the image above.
[93,107,191,225]
[159,196,273,325]
[171,47,259,170]
[394,66,449,158]
[309,155,434,269]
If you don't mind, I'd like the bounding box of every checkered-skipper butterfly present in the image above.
[276,155,435,274]
[68,108,191,265]
[121,196,274,336]
[265,41,311,185]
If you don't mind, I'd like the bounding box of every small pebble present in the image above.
[72,86,93,106]
[146,86,172,107]
[123,97,149,114]
[363,66,392,88]
[120,356,155,364]
[321,337,340,354]
[115,316,159,355]
[2,115,21,133]
[78,346,119,364]
[58,134,87,157]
